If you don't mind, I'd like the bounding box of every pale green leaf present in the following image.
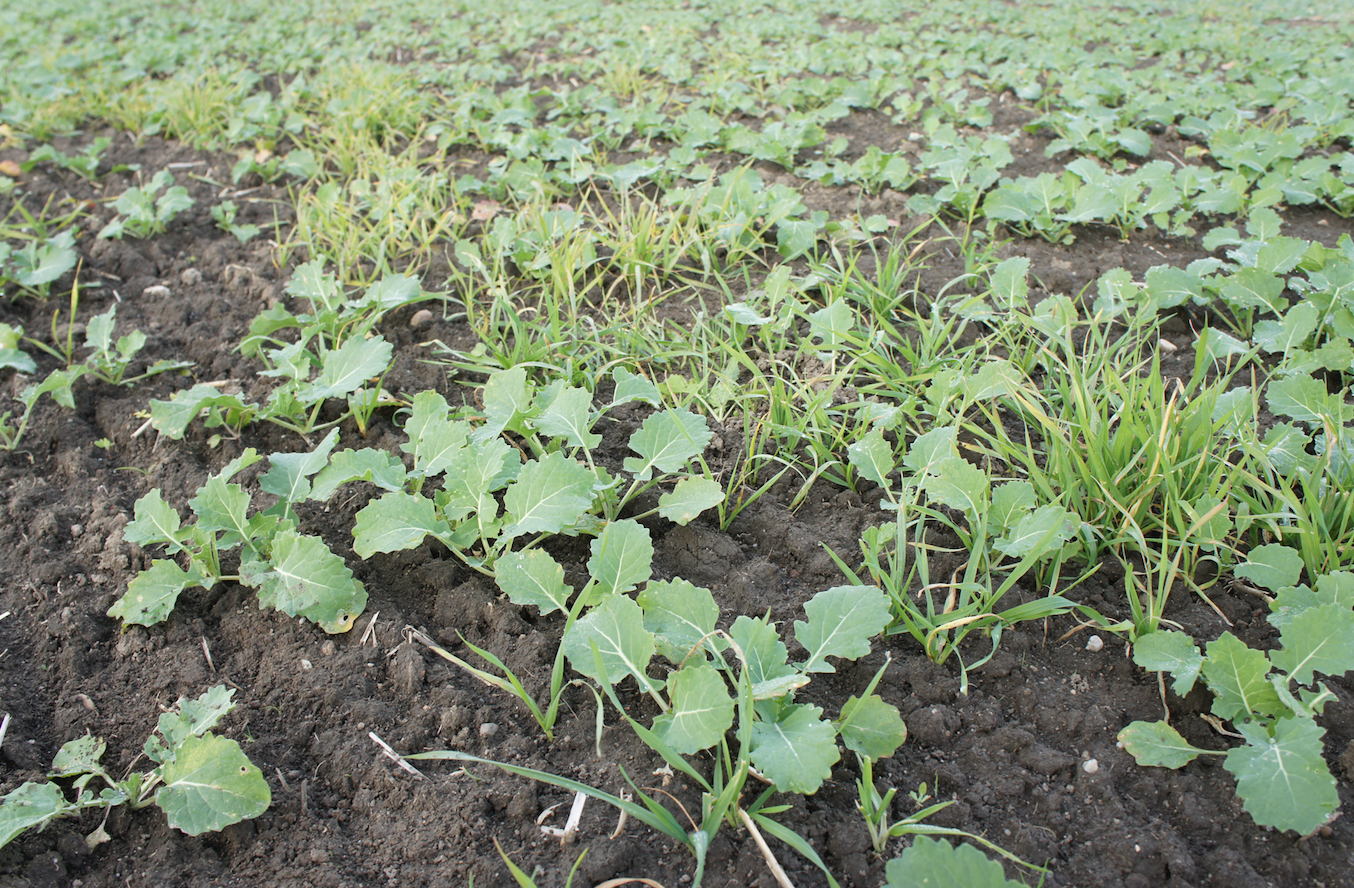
[750,702,838,794]
[847,428,895,488]
[50,735,107,778]
[1133,630,1203,696]
[807,299,854,351]
[902,427,958,476]
[352,491,448,557]
[795,585,891,673]
[989,256,1030,310]
[639,578,721,662]
[1202,632,1282,722]
[1225,718,1337,834]
[108,559,209,627]
[440,438,513,522]
[475,366,534,442]
[561,594,660,695]
[188,477,254,550]
[1267,373,1342,425]
[1117,720,1205,769]
[728,615,795,686]
[1253,302,1319,355]
[586,519,653,601]
[502,451,595,539]
[242,531,367,633]
[993,504,1077,559]
[920,457,989,515]
[652,663,734,754]
[155,734,271,836]
[1270,604,1354,686]
[883,836,1026,888]
[658,476,724,525]
[991,480,1035,531]
[534,385,600,450]
[155,686,236,753]
[610,366,660,408]
[622,409,712,481]
[258,428,339,503]
[124,489,188,553]
[838,694,906,762]
[401,391,470,477]
[298,335,393,403]
[0,782,68,848]
[1234,544,1305,592]
[149,385,251,439]
[309,448,407,501]
[496,549,570,616]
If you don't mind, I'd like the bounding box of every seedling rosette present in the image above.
[1118,548,1354,834]
[0,687,269,848]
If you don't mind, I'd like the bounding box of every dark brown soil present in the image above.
[0,131,1352,888]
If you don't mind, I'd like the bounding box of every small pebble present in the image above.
[409,308,434,327]
[300,659,313,671]
[479,722,499,739]
[180,268,203,286]
[321,640,336,656]
[1159,339,1178,355]
[1085,635,1104,652]
[1082,759,1100,774]
[70,523,84,538]
[143,285,171,298]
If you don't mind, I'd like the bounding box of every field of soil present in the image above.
[0,125,1352,888]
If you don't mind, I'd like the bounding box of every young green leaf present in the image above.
[652,663,734,754]
[837,694,906,762]
[1234,544,1305,592]
[884,836,1026,888]
[475,366,534,442]
[108,559,210,627]
[729,614,796,686]
[242,531,367,633]
[149,385,252,439]
[903,427,959,476]
[1270,603,1354,686]
[0,782,68,848]
[920,458,989,516]
[1133,630,1204,696]
[622,409,712,481]
[750,702,838,794]
[50,735,107,778]
[990,480,1036,531]
[657,476,724,525]
[585,519,653,601]
[610,367,661,408]
[124,489,189,554]
[639,578,721,662]
[1202,632,1282,722]
[1225,718,1337,834]
[993,504,1077,559]
[154,686,236,754]
[534,384,601,450]
[1267,373,1343,425]
[352,491,449,557]
[259,428,340,503]
[440,438,513,522]
[795,585,891,673]
[496,549,571,616]
[561,594,660,695]
[847,427,896,489]
[309,448,407,501]
[1117,720,1207,769]
[401,391,470,477]
[501,451,596,539]
[297,335,393,403]
[155,734,271,836]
